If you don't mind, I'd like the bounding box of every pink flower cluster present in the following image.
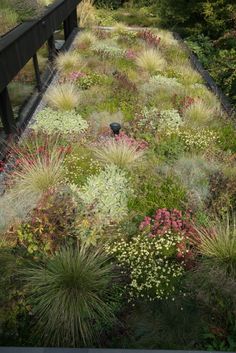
[0,160,5,173]
[115,131,148,151]
[68,71,86,81]
[125,49,137,60]
[139,208,196,269]
[138,29,161,48]
[140,208,194,236]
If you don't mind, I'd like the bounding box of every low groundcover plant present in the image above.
[33,107,89,135]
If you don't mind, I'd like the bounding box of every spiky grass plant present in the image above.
[112,22,128,36]
[0,8,18,35]
[178,65,203,86]
[0,192,41,235]
[93,139,144,169]
[197,216,236,276]
[185,83,223,112]
[55,51,85,74]
[157,29,179,48]
[24,246,115,346]
[74,31,97,49]
[45,83,79,111]
[10,137,65,200]
[77,0,97,28]
[136,49,166,75]
[183,100,216,128]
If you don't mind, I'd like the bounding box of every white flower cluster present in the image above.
[70,165,131,225]
[33,108,88,135]
[106,232,184,301]
[91,40,125,58]
[159,109,183,131]
[137,108,183,134]
[137,107,159,132]
[141,74,183,96]
[177,128,219,151]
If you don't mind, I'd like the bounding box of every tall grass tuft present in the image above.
[10,136,65,200]
[45,83,79,111]
[77,0,97,28]
[56,51,85,74]
[136,49,166,75]
[183,100,216,128]
[23,246,115,346]
[74,31,97,49]
[93,139,144,169]
[197,215,236,276]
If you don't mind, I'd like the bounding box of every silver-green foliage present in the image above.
[173,156,218,208]
[71,165,131,225]
[33,107,88,135]
[141,75,183,96]
[92,40,125,58]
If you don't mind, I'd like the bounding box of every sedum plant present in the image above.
[92,139,145,170]
[23,246,115,346]
[136,49,166,75]
[71,165,131,226]
[45,83,79,111]
[33,107,88,135]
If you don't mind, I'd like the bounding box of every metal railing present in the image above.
[0,0,81,139]
[0,348,231,353]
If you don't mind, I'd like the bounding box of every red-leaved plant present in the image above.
[115,131,149,151]
[138,29,161,48]
[140,208,197,269]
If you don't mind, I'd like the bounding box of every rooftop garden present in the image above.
[0,0,236,350]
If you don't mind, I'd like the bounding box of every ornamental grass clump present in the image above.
[172,156,218,209]
[93,139,145,170]
[71,165,130,225]
[141,75,183,97]
[74,31,97,49]
[56,51,85,74]
[10,138,65,199]
[33,107,88,135]
[196,216,236,276]
[23,246,115,346]
[45,83,79,111]
[136,49,166,75]
[183,100,216,128]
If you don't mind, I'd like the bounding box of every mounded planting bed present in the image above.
[1,24,236,350]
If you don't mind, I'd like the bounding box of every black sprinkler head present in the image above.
[110,122,121,135]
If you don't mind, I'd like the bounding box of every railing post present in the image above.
[64,8,78,41]
[48,34,56,62]
[33,54,42,92]
[0,87,16,135]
